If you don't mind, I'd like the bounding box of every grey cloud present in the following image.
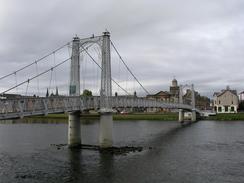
[1,0,244,98]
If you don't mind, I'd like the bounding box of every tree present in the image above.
[81,89,92,97]
[238,101,244,111]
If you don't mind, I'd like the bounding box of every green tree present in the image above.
[81,89,92,97]
[238,101,244,111]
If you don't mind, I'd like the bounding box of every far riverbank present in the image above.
[26,112,244,121]
[27,113,178,121]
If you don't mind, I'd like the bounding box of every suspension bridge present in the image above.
[0,31,201,148]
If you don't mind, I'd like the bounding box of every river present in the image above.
[0,119,244,183]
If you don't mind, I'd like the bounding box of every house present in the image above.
[239,91,244,101]
[213,86,238,113]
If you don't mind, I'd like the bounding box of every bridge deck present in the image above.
[0,96,197,120]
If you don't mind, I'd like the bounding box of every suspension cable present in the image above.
[14,72,18,94]
[53,52,57,89]
[110,40,150,95]
[35,61,40,95]
[0,42,71,81]
[1,57,71,95]
[1,45,92,95]
[80,44,131,95]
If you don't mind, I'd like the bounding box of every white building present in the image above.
[238,91,244,101]
[213,86,238,113]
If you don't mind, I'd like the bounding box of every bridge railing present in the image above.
[0,96,197,120]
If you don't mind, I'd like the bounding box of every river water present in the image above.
[0,119,244,183]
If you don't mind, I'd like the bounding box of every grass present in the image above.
[28,112,244,121]
[113,113,178,121]
[28,112,178,121]
[207,113,244,121]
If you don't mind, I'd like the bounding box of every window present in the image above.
[218,107,222,112]
[232,101,233,104]
[214,106,217,111]
[231,106,234,111]
[219,100,221,104]
[225,106,228,112]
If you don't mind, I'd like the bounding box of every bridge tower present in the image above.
[191,84,196,122]
[178,85,184,123]
[68,36,81,148]
[99,31,113,148]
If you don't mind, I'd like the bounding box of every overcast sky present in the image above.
[1,0,244,98]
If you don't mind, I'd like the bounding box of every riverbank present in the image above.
[207,113,244,121]
[28,113,178,121]
[27,113,244,121]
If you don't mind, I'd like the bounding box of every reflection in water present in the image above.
[98,153,114,182]
[147,121,194,147]
[67,149,83,182]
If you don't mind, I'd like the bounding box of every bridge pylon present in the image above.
[99,31,113,148]
[68,36,81,148]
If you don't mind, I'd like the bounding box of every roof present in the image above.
[216,89,237,97]
[213,92,220,96]
[154,91,170,96]
[146,91,171,97]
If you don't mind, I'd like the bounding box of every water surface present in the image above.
[0,119,244,183]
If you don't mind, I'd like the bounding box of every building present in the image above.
[146,91,171,102]
[146,79,180,112]
[239,91,244,101]
[146,78,180,103]
[169,78,179,102]
[213,86,238,113]
[183,89,210,110]
[146,78,210,111]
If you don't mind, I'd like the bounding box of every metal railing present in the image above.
[0,96,199,120]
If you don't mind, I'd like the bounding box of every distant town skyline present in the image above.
[1,0,244,98]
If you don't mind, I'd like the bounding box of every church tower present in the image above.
[170,78,179,98]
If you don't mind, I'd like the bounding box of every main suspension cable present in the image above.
[0,42,71,81]
[80,44,131,95]
[1,57,71,95]
[110,40,150,95]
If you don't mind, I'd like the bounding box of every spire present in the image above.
[46,88,49,97]
[55,87,59,96]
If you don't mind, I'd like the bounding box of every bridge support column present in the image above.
[191,110,196,122]
[68,111,81,148]
[179,109,184,123]
[99,31,113,148]
[99,112,113,148]
[68,36,81,148]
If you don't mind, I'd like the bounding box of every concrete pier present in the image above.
[191,110,196,122]
[68,111,81,148]
[99,113,113,148]
[68,36,81,148]
[179,109,184,123]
